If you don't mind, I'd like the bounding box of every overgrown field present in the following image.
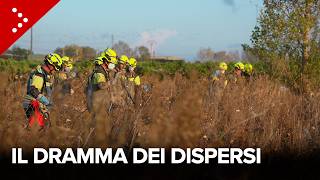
[0,66,320,157]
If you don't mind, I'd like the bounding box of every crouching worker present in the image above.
[22,53,62,131]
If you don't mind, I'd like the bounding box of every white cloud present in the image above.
[136,29,177,50]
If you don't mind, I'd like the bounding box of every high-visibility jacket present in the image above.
[128,76,141,86]
[90,65,115,90]
[212,70,227,87]
[126,69,141,86]
[86,65,114,112]
[26,65,53,100]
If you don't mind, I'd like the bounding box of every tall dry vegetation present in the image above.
[0,72,320,156]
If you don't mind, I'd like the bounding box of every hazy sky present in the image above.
[13,0,262,60]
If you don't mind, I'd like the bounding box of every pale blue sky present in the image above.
[13,0,262,60]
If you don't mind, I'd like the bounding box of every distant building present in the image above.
[150,56,185,62]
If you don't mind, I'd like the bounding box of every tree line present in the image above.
[2,41,151,61]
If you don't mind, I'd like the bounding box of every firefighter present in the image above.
[22,53,63,130]
[243,63,253,80]
[57,56,76,95]
[127,57,141,86]
[232,62,245,83]
[124,57,142,149]
[108,54,133,147]
[207,62,229,113]
[212,62,228,88]
[86,48,118,146]
[59,56,75,80]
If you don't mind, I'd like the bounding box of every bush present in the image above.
[4,58,320,92]
[0,59,40,74]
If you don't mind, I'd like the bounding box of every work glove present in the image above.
[37,94,50,106]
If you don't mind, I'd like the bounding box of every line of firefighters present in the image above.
[22,48,140,131]
[21,49,254,145]
[212,61,253,86]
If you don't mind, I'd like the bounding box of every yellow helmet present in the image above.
[61,56,70,62]
[128,58,137,68]
[94,56,105,65]
[45,53,63,70]
[102,48,118,64]
[219,62,228,71]
[234,62,245,71]
[119,55,129,64]
[244,63,253,74]
[62,56,73,69]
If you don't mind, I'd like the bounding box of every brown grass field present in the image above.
[0,71,320,157]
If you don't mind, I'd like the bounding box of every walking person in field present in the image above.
[208,62,228,101]
[108,54,132,147]
[212,62,228,88]
[22,53,63,131]
[86,48,118,146]
[124,57,142,149]
[207,62,229,117]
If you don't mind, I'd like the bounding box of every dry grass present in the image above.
[0,72,320,156]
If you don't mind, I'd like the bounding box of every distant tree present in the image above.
[54,45,97,60]
[134,46,151,61]
[213,51,227,61]
[64,45,80,58]
[112,41,133,57]
[82,46,96,60]
[243,0,320,73]
[241,44,258,62]
[54,47,64,55]
[4,49,12,55]
[227,51,241,61]
[10,46,31,60]
[197,48,214,61]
